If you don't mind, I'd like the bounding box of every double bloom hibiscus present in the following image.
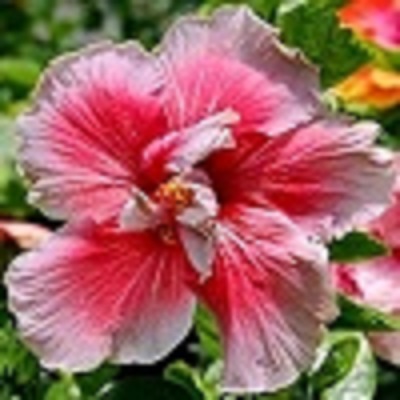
[5,6,395,394]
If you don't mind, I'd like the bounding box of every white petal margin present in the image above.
[196,205,337,393]
[158,5,322,135]
[5,221,196,371]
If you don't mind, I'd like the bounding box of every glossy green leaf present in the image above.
[312,332,376,400]
[165,361,205,400]
[75,365,117,398]
[44,375,81,400]
[277,0,368,87]
[329,231,388,262]
[333,295,400,332]
[195,306,221,360]
[0,58,41,88]
[0,323,39,385]
[99,377,195,400]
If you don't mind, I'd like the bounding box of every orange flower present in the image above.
[338,0,400,51]
[334,64,400,109]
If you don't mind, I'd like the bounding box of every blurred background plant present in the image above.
[2,0,400,399]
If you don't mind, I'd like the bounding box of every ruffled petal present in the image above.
[195,205,335,393]
[19,42,166,222]
[5,221,195,371]
[209,119,394,240]
[158,5,321,136]
[141,110,237,184]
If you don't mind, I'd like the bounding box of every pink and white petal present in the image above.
[177,181,219,276]
[167,110,238,173]
[178,226,216,279]
[5,221,195,371]
[158,5,322,136]
[211,119,394,240]
[367,155,400,246]
[369,197,400,249]
[194,205,336,393]
[119,188,161,232]
[141,110,237,183]
[178,181,219,228]
[335,256,400,365]
[369,330,400,365]
[20,41,166,222]
[342,255,400,312]
[333,263,363,299]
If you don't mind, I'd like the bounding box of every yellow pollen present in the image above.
[154,177,193,212]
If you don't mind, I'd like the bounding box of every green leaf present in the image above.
[0,58,41,89]
[195,306,221,360]
[329,231,388,262]
[312,334,360,392]
[333,295,400,332]
[311,332,376,400]
[277,0,368,87]
[0,323,40,385]
[45,375,81,400]
[99,377,195,400]
[165,361,205,400]
[202,0,282,20]
[75,364,117,398]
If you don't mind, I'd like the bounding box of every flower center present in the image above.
[154,177,194,214]
[120,172,218,272]
[156,224,178,245]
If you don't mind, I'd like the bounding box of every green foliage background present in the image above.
[1,0,400,399]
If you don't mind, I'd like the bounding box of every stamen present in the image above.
[154,177,194,212]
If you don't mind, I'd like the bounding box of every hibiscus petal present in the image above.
[158,5,321,136]
[167,110,238,173]
[119,188,161,231]
[369,330,400,365]
[5,221,195,371]
[19,41,166,223]
[369,164,400,247]
[141,109,237,183]
[335,256,400,365]
[194,205,336,393]
[370,202,400,249]
[211,119,394,240]
[178,226,216,279]
[340,256,400,313]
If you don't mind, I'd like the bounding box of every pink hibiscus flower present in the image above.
[5,6,394,393]
[338,0,400,51]
[335,158,400,365]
